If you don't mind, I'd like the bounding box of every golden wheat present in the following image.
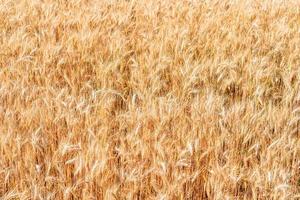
[0,0,299,199]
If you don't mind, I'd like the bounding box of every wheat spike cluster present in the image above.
[0,0,300,199]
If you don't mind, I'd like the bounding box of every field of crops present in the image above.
[0,0,299,199]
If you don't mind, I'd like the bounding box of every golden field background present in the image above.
[0,0,300,199]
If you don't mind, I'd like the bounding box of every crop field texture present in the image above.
[0,0,300,199]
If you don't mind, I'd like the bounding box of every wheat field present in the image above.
[0,0,299,199]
